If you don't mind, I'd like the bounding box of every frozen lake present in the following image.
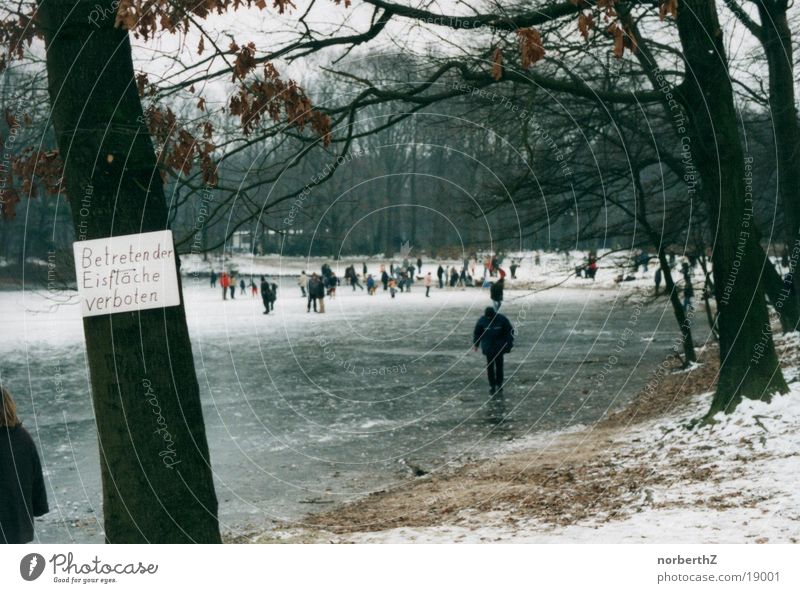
[0,274,709,542]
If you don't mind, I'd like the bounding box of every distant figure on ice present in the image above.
[449,266,459,288]
[389,277,398,298]
[250,279,258,297]
[308,273,325,313]
[349,266,364,291]
[268,280,278,311]
[586,255,598,280]
[363,262,368,276]
[220,271,229,300]
[325,272,337,298]
[490,275,505,311]
[510,261,519,279]
[298,271,308,297]
[424,272,432,297]
[437,264,444,289]
[210,270,217,288]
[367,274,376,295]
[683,280,694,313]
[381,269,389,291]
[1,386,49,543]
[472,307,515,396]
[229,275,236,299]
[239,278,246,296]
[260,276,272,314]
[654,267,662,295]
[417,257,423,273]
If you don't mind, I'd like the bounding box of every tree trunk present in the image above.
[675,0,787,417]
[38,0,221,542]
[657,248,697,364]
[757,0,800,311]
[623,9,798,334]
[762,252,799,331]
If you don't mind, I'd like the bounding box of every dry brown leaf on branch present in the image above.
[0,9,42,72]
[135,72,149,97]
[607,23,624,58]
[578,12,594,40]
[491,47,504,81]
[233,42,258,81]
[517,28,545,69]
[660,0,678,21]
[272,0,297,14]
[4,107,18,129]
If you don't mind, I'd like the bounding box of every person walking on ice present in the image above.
[490,271,505,311]
[424,272,432,297]
[260,276,272,314]
[472,307,514,396]
[220,271,229,300]
[298,271,308,297]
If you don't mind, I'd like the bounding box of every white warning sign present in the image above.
[73,230,181,317]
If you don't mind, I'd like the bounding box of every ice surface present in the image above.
[0,264,707,542]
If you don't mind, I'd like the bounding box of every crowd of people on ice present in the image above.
[207,253,515,315]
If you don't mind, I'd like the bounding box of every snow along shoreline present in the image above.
[241,333,800,544]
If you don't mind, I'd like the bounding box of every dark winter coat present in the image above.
[1,425,49,543]
[310,277,325,298]
[490,279,504,302]
[260,280,271,302]
[473,313,514,357]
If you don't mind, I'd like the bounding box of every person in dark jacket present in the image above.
[1,386,48,543]
[472,307,514,395]
[307,274,320,312]
[314,273,326,313]
[260,276,272,314]
[381,270,389,291]
[490,277,504,311]
[269,282,278,311]
[437,264,444,289]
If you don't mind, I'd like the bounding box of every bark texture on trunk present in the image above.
[38,0,221,542]
[675,0,787,416]
[757,0,800,328]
